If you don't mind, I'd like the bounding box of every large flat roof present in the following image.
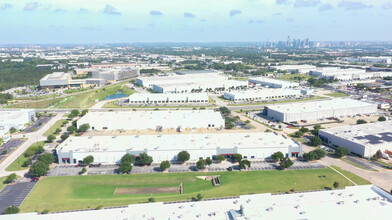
[40,72,70,81]
[320,121,392,147]
[249,77,299,86]
[267,98,376,114]
[0,109,34,122]
[6,185,392,220]
[58,132,299,153]
[129,93,208,101]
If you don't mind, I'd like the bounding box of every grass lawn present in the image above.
[324,92,348,97]
[277,74,313,82]
[6,141,46,172]
[6,97,65,109]
[229,96,327,106]
[340,158,369,170]
[0,177,8,191]
[330,165,371,185]
[21,168,361,213]
[43,119,68,137]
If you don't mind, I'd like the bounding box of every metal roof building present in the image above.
[223,89,301,102]
[0,109,35,138]
[265,98,378,122]
[56,132,302,164]
[248,77,299,88]
[128,93,209,104]
[77,110,224,131]
[319,121,392,158]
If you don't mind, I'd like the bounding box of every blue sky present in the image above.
[0,0,391,44]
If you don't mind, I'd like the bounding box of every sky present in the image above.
[0,0,391,44]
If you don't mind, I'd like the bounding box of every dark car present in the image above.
[227,167,233,171]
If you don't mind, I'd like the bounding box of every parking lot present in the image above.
[23,116,52,133]
[48,160,325,176]
[0,139,25,162]
[0,182,36,214]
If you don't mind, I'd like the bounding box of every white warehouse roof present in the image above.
[248,77,299,88]
[129,93,209,103]
[224,89,301,101]
[77,110,224,130]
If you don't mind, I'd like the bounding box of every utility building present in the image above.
[56,132,302,164]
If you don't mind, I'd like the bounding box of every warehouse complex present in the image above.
[92,67,139,82]
[265,98,378,122]
[136,70,248,93]
[268,64,317,74]
[319,121,392,158]
[310,67,369,81]
[77,110,224,131]
[39,72,107,89]
[223,89,302,102]
[128,93,209,105]
[248,77,299,88]
[8,185,392,220]
[56,132,302,164]
[0,109,35,138]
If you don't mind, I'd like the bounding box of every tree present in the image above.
[139,153,153,165]
[4,205,19,214]
[374,150,383,160]
[313,149,326,159]
[333,181,339,189]
[54,128,62,134]
[22,158,32,167]
[119,162,133,174]
[218,107,231,115]
[37,153,54,165]
[160,160,171,171]
[216,155,226,163]
[29,161,50,177]
[177,151,190,163]
[83,155,94,165]
[196,193,204,201]
[279,157,293,170]
[78,123,90,132]
[47,134,56,143]
[294,131,304,138]
[71,109,80,116]
[196,159,206,170]
[4,173,17,184]
[356,119,367,124]
[2,150,7,155]
[36,145,45,154]
[67,126,77,133]
[148,197,156,203]
[233,153,243,162]
[205,158,212,166]
[299,127,309,133]
[335,147,350,158]
[378,116,387,122]
[80,109,89,116]
[271,151,284,162]
[302,149,326,161]
[245,120,250,124]
[239,160,251,169]
[309,136,322,146]
[121,153,136,164]
[60,133,69,141]
[9,127,17,133]
[81,168,87,174]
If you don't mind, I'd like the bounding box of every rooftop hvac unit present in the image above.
[88,136,93,139]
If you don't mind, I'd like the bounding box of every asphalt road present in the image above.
[0,139,24,162]
[0,182,36,214]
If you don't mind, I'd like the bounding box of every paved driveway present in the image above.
[0,139,25,162]
[0,182,36,214]
[23,116,52,133]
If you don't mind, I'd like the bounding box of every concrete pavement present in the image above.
[0,113,64,177]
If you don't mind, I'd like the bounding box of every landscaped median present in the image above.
[43,119,68,137]
[6,141,46,172]
[20,167,368,213]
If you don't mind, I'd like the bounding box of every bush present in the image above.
[309,136,322,146]
[279,157,293,169]
[148,197,156,203]
[95,205,103,210]
[67,126,77,133]
[294,131,304,138]
[4,173,17,184]
[83,155,94,165]
[335,147,350,158]
[138,153,153,165]
[121,153,136,164]
[47,134,56,143]
[271,151,284,162]
[299,127,309,133]
[2,150,7,155]
[196,193,204,201]
[54,128,62,134]
[119,162,132,174]
[356,119,367,124]
[41,209,50,214]
[239,160,251,169]
[177,151,190,163]
[78,123,90,132]
[233,153,243,162]
[205,158,212,166]
[9,127,17,134]
[215,155,225,163]
[333,181,339,189]
[378,116,386,122]
[160,160,171,171]
[196,159,205,170]
[60,134,69,141]
[4,205,19,214]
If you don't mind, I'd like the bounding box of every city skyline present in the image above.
[0,0,391,44]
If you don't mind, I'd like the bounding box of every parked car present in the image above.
[31,177,39,182]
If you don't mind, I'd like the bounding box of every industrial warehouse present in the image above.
[77,110,224,131]
[223,89,302,102]
[265,98,378,123]
[56,132,302,164]
[128,93,209,105]
[248,77,299,88]
[136,70,248,93]
[0,109,35,138]
[319,121,392,158]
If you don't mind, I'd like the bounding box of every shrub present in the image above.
[83,155,94,165]
[121,153,136,164]
[119,162,132,174]
[138,153,153,165]
[205,158,212,166]
[233,153,243,162]
[160,160,171,171]
[333,181,339,189]
[41,209,50,214]
[95,205,103,210]
[148,197,156,203]
[4,173,17,184]
[279,157,293,169]
[239,160,251,169]
[271,151,284,162]
[81,168,87,174]
[335,147,350,158]
[356,119,367,124]
[196,193,204,201]
[196,159,205,170]
[378,116,386,122]
[4,205,19,214]
[47,134,56,143]
[22,158,33,167]
[215,155,225,163]
[177,151,190,163]
[60,134,69,141]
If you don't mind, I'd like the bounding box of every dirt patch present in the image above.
[114,187,179,195]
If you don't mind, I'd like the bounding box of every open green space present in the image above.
[0,176,8,191]
[6,141,46,172]
[324,92,348,97]
[330,165,371,185]
[229,96,327,106]
[7,82,136,109]
[21,168,364,213]
[43,119,68,137]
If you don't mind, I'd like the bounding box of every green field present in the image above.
[324,92,348,97]
[277,74,313,82]
[43,119,68,137]
[331,165,371,185]
[7,82,136,109]
[20,168,366,213]
[0,177,8,191]
[6,141,46,171]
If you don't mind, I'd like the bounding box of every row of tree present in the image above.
[271,151,294,169]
